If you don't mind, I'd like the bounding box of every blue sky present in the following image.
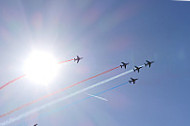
[0,0,190,126]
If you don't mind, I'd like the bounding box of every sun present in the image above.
[24,51,60,85]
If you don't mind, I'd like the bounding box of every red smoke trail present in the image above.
[0,66,120,118]
[0,74,26,90]
[58,59,74,64]
[0,59,74,91]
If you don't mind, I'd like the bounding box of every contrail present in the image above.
[0,66,120,118]
[0,59,74,91]
[0,67,138,125]
[86,93,108,101]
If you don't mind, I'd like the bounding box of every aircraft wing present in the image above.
[87,93,108,101]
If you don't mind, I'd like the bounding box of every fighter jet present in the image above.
[120,62,129,69]
[133,66,142,73]
[144,60,154,68]
[33,124,38,126]
[129,78,138,84]
[74,55,83,63]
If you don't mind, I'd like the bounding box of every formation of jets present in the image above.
[120,60,154,84]
[73,58,154,85]
[74,57,154,85]
[32,58,153,125]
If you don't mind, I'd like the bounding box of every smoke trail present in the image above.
[58,59,74,64]
[86,93,108,101]
[0,66,120,118]
[50,81,129,115]
[0,75,26,90]
[0,68,134,125]
[0,59,74,91]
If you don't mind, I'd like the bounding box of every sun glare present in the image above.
[24,51,59,85]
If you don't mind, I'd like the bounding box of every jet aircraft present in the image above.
[133,66,142,73]
[120,62,129,69]
[129,78,138,84]
[144,60,154,68]
[74,55,83,63]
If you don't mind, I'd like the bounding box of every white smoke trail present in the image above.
[86,93,108,101]
[0,65,143,125]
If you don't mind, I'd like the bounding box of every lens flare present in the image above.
[23,51,59,85]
